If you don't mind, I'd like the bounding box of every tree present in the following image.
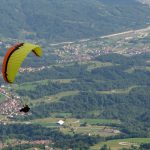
[100,144,111,150]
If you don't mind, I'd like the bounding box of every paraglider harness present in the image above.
[19,104,30,113]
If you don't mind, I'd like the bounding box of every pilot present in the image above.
[19,105,30,113]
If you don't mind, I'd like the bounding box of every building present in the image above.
[57,120,64,126]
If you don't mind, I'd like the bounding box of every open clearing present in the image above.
[96,86,138,94]
[125,66,150,73]
[12,78,76,91]
[79,61,114,71]
[21,117,121,137]
[91,138,150,150]
[31,90,79,105]
[81,119,121,125]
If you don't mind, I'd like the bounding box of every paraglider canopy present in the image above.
[2,43,42,83]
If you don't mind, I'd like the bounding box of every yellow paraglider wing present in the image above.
[2,43,42,83]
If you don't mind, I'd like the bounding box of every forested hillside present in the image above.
[8,53,150,136]
[0,53,150,149]
[0,0,150,42]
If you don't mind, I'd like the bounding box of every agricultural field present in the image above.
[12,78,76,91]
[80,119,121,125]
[80,61,114,71]
[12,83,37,91]
[91,138,150,150]
[15,117,121,137]
[96,86,139,95]
[125,66,150,73]
[31,90,79,105]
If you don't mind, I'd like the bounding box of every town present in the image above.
[1,26,150,70]
[0,85,29,124]
[53,26,150,63]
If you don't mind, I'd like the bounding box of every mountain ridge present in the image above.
[0,0,150,42]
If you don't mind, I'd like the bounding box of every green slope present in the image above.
[0,0,150,42]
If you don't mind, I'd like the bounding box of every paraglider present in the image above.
[19,104,30,113]
[1,42,42,113]
[2,42,42,83]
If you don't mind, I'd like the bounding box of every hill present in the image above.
[2,53,150,134]
[1,53,150,149]
[0,0,150,42]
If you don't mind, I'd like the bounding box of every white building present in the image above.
[57,120,64,125]
[1,85,5,88]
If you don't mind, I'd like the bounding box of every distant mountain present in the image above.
[0,0,150,42]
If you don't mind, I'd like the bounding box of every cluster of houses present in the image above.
[0,99,22,117]
[1,26,150,67]
[19,66,46,73]
[54,26,150,64]
[0,85,23,118]
[0,86,9,97]
[0,40,11,49]
[0,85,20,100]
[138,0,150,5]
